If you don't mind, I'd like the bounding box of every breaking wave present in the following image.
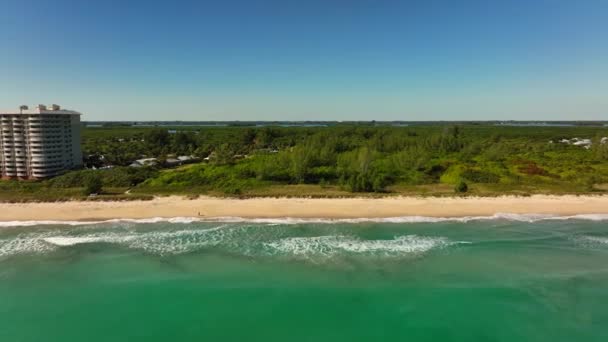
[0,217,201,227]
[0,223,465,260]
[572,235,608,248]
[2,213,608,227]
[263,235,468,258]
[0,231,56,258]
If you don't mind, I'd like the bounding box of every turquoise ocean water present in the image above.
[1,215,608,341]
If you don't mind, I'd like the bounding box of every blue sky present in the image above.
[1,0,607,121]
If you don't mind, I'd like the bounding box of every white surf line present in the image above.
[2,213,608,227]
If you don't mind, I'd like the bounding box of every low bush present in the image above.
[455,180,469,193]
[461,169,500,183]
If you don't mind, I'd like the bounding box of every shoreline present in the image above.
[2,195,608,222]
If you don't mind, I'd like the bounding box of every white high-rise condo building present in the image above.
[0,104,83,179]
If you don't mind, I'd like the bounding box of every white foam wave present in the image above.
[0,221,468,260]
[2,213,608,227]
[43,235,137,246]
[0,232,56,258]
[191,213,608,224]
[0,217,202,227]
[0,225,238,258]
[583,236,608,244]
[573,235,608,248]
[264,235,464,257]
[40,225,234,255]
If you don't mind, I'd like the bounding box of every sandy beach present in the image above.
[1,195,608,221]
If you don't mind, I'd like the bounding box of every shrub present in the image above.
[519,163,548,176]
[461,169,500,183]
[425,164,447,180]
[222,185,242,195]
[49,167,158,188]
[83,176,103,195]
[455,180,468,193]
[342,172,389,192]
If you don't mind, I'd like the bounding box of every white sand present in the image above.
[1,195,608,221]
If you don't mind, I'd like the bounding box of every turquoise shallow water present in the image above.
[1,218,608,341]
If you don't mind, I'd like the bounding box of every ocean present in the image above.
[1,216,608,341]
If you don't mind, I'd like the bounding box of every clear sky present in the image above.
[1,0,607,121]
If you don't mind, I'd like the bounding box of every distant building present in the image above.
[130,155,197,168]
[571,138,592,146]
[129,158,158,168]
[0,105,82,179]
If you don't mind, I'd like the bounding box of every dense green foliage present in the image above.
[48,167,158,188]
[455,180,469,193]
[83,176,103,195]
[3,123,608,201]
[82,124,608,195]
[131,125,608,195]
[0,167,157,202]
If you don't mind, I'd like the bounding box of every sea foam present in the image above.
[43,235,137,246]
[263,235,465,258]
[572,235,608,248]
[0,222,467,260]
[0,232,56,258]
[2,213,608,227]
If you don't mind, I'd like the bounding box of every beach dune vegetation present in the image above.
[2,123,608,200]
